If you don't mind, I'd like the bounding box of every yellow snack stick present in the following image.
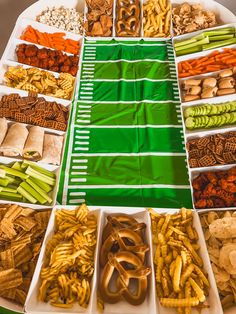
[164,10,171,35]
[157,217,165,230]
[180,250,188,269]
[184,281,192,314]
[154,244,161,264]
[156,282,164,297]
[186,225,195,240]
[156,256,164,282]
[169,259,176,278]
[148,208,161,218]
[161,272,169,297]
[180,264,194,287]
[173,255,182,293]
[169,226,186,236]
[160,297,199,307]
[161,244,168,258]
[194,265,210,287]
[158,232,166,244]
[165,251,173,264]
[165,227,173,239]
[189,278,205,302]
[183,238,203,267]
[161,214,171,234]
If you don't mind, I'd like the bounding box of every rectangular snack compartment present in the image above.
[190,164,236,211]
[171,0,236,39]
[25,205,101,314]
[150,208,223,314]
[180,93,236,135]
[0,202,52,314]
[91,206,156,314]
[0,157,60,209]
[198,208,236,314]
[0,60,76,102]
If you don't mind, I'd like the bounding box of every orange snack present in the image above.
[20,26,81,55]
[178,49,236,78]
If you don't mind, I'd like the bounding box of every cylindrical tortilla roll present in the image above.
[0,118,8,145]
[41,134,64,165]
[0,123,28,157]
[23,126,44,161]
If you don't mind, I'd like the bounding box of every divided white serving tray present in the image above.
[0,157,60,209]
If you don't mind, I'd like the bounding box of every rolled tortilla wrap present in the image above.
[23,126,44,161]
[41,134,63,165]
[0,123,28,157]
[0,118,8,145]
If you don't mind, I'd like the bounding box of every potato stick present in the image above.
[186,225,195,240]
[161,273,170,296]
[158,233,166,244]
[159,18,163,34]
[177,291,184,314]
[161,214,170,233]
[173,255,182,292]
[164,10,171,34]
[157,217,165,230]
[161,244,168,258]
[194,265,210,287]
[189,278,205,302]
[148,208,161,218]
[169,226,186,236]
[169,259,176,278]
[159,0,166,12]
[183,239,203,267]
[181,251,188,269]
[165,227,173,239]
[154,244,161,264]
[165,251,173,264]
[156,256,164,282]
[184,281,192,314]
[180,264,194,287]
[160,297,199,307]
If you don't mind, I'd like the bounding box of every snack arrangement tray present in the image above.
[0,0,235,314]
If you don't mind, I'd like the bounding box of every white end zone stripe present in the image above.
[72,159,88,163]
[69,199,86,204]
[68,184,190,189]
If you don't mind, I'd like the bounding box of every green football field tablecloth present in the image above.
[57,39,192,208]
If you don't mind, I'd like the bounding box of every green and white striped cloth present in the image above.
[57,39,192,208]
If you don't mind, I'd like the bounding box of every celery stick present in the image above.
[20,182,47,205]
[23,160,55,178]
[12,162,22,171]
[5,175,16,184]
[26,178,52,204]
[0,166,28,179]
[26,167,56,186]
[202,38,236,50]
[175,37,209,52]
[0,177,10,187]
[17,186,37,204]
[203,28,235,36]
[175,38,197,48]
[2,187,18,193]
[209,34,234,41]
[176,46,202,56]
[0,169,6,178]
[193,33,206,41]
[0,191,22,201]
[30,177,52,193]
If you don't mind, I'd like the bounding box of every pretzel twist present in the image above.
[99,215,151,305]
[116,0,141,37]
[99,251,151,305]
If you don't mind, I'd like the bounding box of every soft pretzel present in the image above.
[102,215,146,241]
[99,251,151,305]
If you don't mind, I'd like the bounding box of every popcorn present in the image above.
[37,6,84,35]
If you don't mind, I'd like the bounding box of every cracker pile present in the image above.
[0,92,69,131]
[4,66,75,100]
[38,204,97,308]
[0,204,50,305]
[187,131,236,168]
[200,210,236,310]
[149,208,210,313]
